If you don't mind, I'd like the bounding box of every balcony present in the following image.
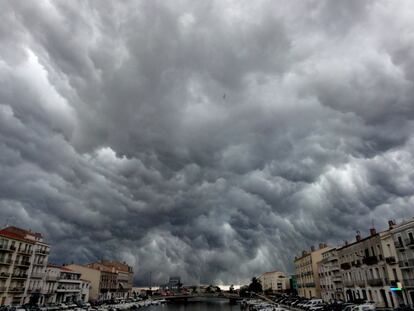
[46,275,59,281]
[405,238,414,248]
[385,256,397,264]
[14,261,31,267]
[56,286,81,293]
[341,262,351,270]
[362,256,378,266]
[333,276,342,283]
[356,280,366,287]
[31,272,44,279]
[0,286,7,292]
[33,261,45,266]
[331,264,340,271]
[12,273,28,279]
[403,279,414,287]
[35,249,50,255]
[352,260,361,267]
[0,258,12,265]
[8,287,25,293]
[367,278,385,287]
[17,249,32,255]
[305,282,316,288]
[0,272,10,278]
[399,259,414,269]
[394,240,405,249]
[0,245,16,252]
[27,288,41,294]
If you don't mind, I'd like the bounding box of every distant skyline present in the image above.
[1,1,414,286]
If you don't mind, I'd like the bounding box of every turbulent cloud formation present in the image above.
[1,0,414,285]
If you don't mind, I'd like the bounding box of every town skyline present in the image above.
[1,0,414,287]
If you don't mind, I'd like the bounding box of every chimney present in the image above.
[388,220,396,229]
[344,240,348,246]
[319,243,324,249]
[310,245,315,252]
[370,227,376,236]
[356,231,361,242]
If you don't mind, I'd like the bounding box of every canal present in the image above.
[141,298,242,311]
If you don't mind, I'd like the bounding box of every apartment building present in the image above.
[337,226,403,309]
[98,260,133,298]
[391,218,414,306]
[318,248,344,302]
[86,262,118,300]
[295,243,332,298]
[257,271,289,293]
[0,226,49,306]
[66,263,117,301]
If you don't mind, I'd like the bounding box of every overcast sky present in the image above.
[1,0,414,286]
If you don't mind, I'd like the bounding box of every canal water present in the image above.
[141,298,241,311]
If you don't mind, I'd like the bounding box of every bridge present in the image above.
[154,293,242,304]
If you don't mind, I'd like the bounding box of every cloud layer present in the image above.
[1,0,414,285]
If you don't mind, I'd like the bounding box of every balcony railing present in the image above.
[8,287,25,292]
[0,245,16,252]
[394,241,404,249]
[31,272,44,279]
[405,239,414,247]
[35,249,50,255]
[0,286,7,292]
[385,256,397,264]
[367,278,386,287]
[362,256,378,265]
[333,276,342,282]
[15,261,31,267]
[33,261,45,266]
[356,280,366,287]
[0,272,10,278]
[12,273,28,279]
[399,259,414,268]
[0,258,12,265]
[352,260,361,267]
[17,249,32,255]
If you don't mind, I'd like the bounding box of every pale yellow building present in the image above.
[65,264,101,301]
[257,270,289,293]
[295,243,332,298]
[337,226,404,308]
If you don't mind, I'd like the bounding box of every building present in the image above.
[0,226,50,306]
[97,260,133,299]
[86,262,118,300]
[337,226,403,308]
[80,279,91,303]
[295,243,332,298]
[43,265,60,304]
[65,263,117,302]
[391,218,414,306]
[55,267,82,304]
[257,271,289,293]
[318,248,344,302]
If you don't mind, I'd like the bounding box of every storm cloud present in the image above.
[1,0,414,285]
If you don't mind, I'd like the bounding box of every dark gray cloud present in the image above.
[1,0,414,286]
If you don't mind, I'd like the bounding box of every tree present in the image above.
[248,277,262,293]
[229,284,234,293]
